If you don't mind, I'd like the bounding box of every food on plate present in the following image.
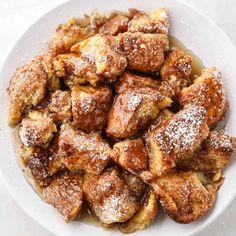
[7,6,236,233]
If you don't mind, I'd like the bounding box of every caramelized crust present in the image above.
[83,168,139,224]
[121,171,146,198]
[48,90,72,124]
[106,87,171,138]
[179,67,227,127]
[177,131,236,172]
[28,148,63,187]
[49,17,91,55]
[160,49,192,99]
[145,105,209,176]
[71,34,127,79]
[43,172,83,222]
[99,14,129,36]
[122,32,169,72]
[152,171,224,223]
[115,72,160,94]
[128,8,169,34]
[53,53,103,87]
[144,109,174,138]
[118,189,158,233]
[8,56,48,127]
[19,111,57,147]
[71,85,113,132]
[58,124,111,174]
[112,139,149,174]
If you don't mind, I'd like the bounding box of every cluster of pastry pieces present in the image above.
[8,8,236,233]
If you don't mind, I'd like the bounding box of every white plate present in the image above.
[0,0,236,235]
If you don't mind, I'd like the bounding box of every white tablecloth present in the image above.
[0,0,236,235]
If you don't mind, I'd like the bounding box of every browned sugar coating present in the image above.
[43,172,83,222]
[128,8,169,34]
[152,171,223,223]
[160,49,192,99]
[48,90,72,124]
[122,32,169,72]
[180,67,227,127]
[106,87,171,139]
[146,105,209,176]
[115,72,160,95]
[71,85,113,132]
[53,53,103,87]
[99,14,129,36]
[112,138,149,174]
[177,131,236,172]
[58,124,111,174]
[83,168,139,224]
[71,34,127,79]
[49,17,91,55]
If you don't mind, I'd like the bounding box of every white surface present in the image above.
[0,0,236,235]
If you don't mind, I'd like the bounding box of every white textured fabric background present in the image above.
[0,0,236,235]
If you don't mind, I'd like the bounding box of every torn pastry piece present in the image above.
[71,34,127,80]
[112,139,149,174]
[8,55,48,127]
[128,8,169,34]
[121,170,146,199]
[43,172,83,222]
[122,32,169,72]
[71,85,113,132]
[47,90,72,124]
[19,111,57,147]
[159,49,192,99]
[53,53,103,87]
[49,17,91,55]
[99,14,129,36]
[83,168,139,224]
[152,171,224,223]
[115,72,160,94]
[143,109,174,138]
[179,67,227,127]
[58,124,111,174]
[106,87,172,139]
[27,148,63,187]
[177,131,236,173]
[145,105,209,176]
[118,189,158,233]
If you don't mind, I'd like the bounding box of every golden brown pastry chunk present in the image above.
[152,171,224,223]
[122,32,169,72]
[19,111,57,147]
[8,56,48,127]
[179,67,227,127]
[112,139,149,174]
[177,131,236,173]
[115,72,160,94]
[83,168,139,224]
[48,90,71,124]
[106,87,171,139]
[159,49,192,99]
[53,53,103,87]
[118,189,158,233]
[144,109,174,138]
[121,171,146,198]
[71,85,113,132]
[128,8,169,34]
[145,105,209,176]
[99,14,129,36]
[49,17,91,55]
[43,172,83,222]
[28,148,63,187]
[71,34,127,79]
[58,124,111,174]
